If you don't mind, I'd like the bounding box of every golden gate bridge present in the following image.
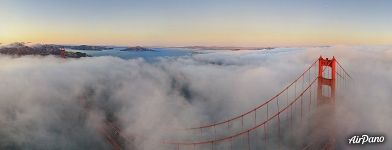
[81,56,352,150]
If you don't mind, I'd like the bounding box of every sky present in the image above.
[1,0,392,47]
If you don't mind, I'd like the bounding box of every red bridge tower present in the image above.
[316,56,336,150]
[317,56,336,105]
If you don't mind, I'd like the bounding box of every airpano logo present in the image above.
[348,134,385,144]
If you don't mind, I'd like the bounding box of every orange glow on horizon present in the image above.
[1,21,391,47]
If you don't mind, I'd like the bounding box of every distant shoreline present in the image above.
[172,46,275,51]
[0,42,90,58]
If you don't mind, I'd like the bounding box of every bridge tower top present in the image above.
[318,56,336,80]
[317,56,336,104]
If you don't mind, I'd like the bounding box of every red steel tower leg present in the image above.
[316,56,336,150]
[317,56,336,105]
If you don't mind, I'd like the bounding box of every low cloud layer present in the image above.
[0,46,391,149]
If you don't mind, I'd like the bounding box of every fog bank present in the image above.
[0,46,391,149]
